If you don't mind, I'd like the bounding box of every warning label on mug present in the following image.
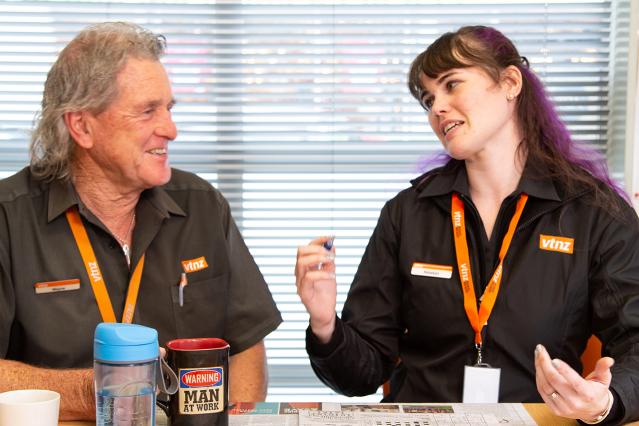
[178,367,224,415]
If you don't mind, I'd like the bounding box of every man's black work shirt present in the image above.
[0,167,282,368]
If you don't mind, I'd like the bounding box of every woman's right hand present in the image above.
[295,237,337,343]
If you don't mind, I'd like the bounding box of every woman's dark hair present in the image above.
[408,25,628,211]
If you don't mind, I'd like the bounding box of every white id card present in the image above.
[462,365,501,403]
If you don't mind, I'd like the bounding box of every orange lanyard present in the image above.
[65,207,145,323]
[451,193,528,355]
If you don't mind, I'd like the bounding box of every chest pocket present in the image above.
[170,273,229,338]
[403,266,467,342]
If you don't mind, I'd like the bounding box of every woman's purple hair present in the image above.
[408,25,628,208]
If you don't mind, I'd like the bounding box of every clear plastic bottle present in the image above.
[94,323,159,426]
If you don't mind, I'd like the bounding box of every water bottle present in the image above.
[94,323,159,426]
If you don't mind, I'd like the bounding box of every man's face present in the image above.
[84,57,177,192]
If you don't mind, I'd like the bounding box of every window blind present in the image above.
[0,0,630,402]
[608,0,631,183]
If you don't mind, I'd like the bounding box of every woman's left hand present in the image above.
[535,344,613,421]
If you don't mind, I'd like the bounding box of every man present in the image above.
[0,22,282,420]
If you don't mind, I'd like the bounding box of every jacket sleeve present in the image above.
[306,201,404,396]
[589,203,639,424]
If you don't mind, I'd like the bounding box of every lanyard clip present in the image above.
[474,343,492,368]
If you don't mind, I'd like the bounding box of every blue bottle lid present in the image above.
[94,323,159,363]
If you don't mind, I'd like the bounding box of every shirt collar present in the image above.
[47,178,79,222]
[47,178,186,223]
[412,159,561,202]
[140,185,186,219]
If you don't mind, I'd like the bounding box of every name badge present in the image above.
[462,365,501,403]
[411,262,453,279]
[34,278,80,294]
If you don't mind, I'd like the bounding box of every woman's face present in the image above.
[418,65,519,162]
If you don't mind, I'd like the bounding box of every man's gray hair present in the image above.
[29,22,166,181]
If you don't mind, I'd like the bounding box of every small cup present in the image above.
[0,389,60,426]
[160,338,229,426]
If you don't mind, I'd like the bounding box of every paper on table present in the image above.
[298,402,537,426]
[224,402,537,426]
[229,402,305,425]
[231,415,297,426]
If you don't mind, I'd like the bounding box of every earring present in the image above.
[507,94,515,101]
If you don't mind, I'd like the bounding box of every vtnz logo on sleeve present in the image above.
[539,234,574,254]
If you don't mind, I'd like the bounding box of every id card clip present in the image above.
[474,343,491,368]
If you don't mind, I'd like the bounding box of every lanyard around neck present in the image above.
[66,206,145,323]
[451,192,528,348]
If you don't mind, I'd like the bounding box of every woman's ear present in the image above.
[63,111,94,149]
[501,65,523,99]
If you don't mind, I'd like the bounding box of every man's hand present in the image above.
[0,359,95,420]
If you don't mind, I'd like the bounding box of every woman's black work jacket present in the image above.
[307,160,639,424]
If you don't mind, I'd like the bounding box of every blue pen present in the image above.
[318,237,335,270]
[323,238,334,251]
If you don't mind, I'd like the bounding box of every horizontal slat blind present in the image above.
[608,0,630,184]
[0,0,628,402]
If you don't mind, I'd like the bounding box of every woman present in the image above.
[295,26,639,424]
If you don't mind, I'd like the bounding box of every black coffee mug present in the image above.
[159,338,229,426]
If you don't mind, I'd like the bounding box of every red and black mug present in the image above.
[159,338,229,426]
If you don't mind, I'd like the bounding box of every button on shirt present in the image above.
[0,167,282,368]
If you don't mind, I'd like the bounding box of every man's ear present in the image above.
[63,111,94,149]
[501,65,523,98]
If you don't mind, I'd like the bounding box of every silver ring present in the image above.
[550,391,559,399]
